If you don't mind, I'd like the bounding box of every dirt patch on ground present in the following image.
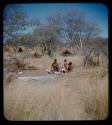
[18,69,48,77]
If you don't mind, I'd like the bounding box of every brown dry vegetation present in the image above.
[4,52,108,120]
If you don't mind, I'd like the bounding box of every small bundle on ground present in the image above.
[25,65,39,70]
[33,52,42,58]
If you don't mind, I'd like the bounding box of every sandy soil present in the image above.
[4,55,108,120]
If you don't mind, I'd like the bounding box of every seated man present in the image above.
[49,59,60,74]
[68,61,73,72]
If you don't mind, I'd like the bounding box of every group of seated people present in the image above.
[49,59,73,74]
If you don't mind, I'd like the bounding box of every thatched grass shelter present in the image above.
[61,48,73,56]
[83,48,107,67]
[17,46,25,53]
[4,45,14,53]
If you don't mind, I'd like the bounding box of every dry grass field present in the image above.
[4,54,108,120]
[3,3,108,121]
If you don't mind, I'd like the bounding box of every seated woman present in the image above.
[60,59,68,73]
[68,61,73,72]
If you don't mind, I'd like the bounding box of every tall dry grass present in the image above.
[4,55,108,120]
[83,72,108,120]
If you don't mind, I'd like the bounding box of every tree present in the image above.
[4,5,27,43]
[3,5,41,48]
[32,24,60,56]
[46,10,101,55]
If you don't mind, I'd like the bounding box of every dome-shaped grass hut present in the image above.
[4,45,14,54]
[17,46,25,53]
[83,48,107,67]
[61,48,73,56]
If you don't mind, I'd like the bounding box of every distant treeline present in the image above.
[4,5,108,56]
